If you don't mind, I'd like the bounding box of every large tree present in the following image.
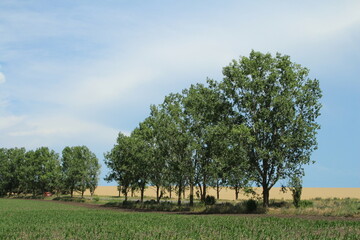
[219,50,322,207]
[160,93,193,205]
[182,83,232,202]
[137,114,168,203]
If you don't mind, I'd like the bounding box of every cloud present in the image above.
[0,72,5,84]
[0,113,120,150]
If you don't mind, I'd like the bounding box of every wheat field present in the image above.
[80,186,360,200]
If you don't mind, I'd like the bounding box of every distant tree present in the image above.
[137,114,167,203]
[26,147,61,196]
[1,148,27,196]
[62,146,100,198]
[0,148,9,196]
[104,133,135,202]
[219,50,322,207]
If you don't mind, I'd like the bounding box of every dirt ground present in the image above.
[26,199,360,222]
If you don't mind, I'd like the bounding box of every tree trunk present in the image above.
[177,182,182,206]
[156,185,160,203]
[262,186,270,207]
[235,186,239,200]
[183,187,186,199]
[189,183,194,206]
[202,183,207,202]
[124,191,128,202]
[131,188,134,197]
[216,180,220,200]
[81,190,84,198]
[140,186,145,203]
[198,183,203,201]
[70,188,74,198]
[169,187,172,199]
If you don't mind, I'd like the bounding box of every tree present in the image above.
[182,83,230,203]
[288,175,303,208]
[26,147,61,196]
[219,50,322,207]
[62,146,100,198]
[0,148,9,196]
[104,133,135,202]
[160,93,193,205]
[1,148,27,196]
[137,114,167,203]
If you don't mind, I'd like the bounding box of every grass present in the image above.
[11,194,360,217]
[268,198,360,217]
[0,198,359,239]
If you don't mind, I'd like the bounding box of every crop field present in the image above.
[0,199,359,239]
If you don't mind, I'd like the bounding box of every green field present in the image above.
[0,199,359,239]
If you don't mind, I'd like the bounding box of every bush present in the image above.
[204,195,216,205]
[245,199,257,213]
[299,200,313,208]
[144,200,157,204]
[92,196,100,202]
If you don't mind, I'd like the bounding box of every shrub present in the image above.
[245,199,257,213]
[299,200,313,208]
[93,196,100,202]
[204,195,216,205]
[144,200,157,204]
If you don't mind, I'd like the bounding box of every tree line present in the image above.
[105,51,322,207]
[0,146,100,198]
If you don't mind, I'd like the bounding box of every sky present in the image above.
[0,0,359,187]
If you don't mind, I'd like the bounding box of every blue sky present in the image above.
[0,0,359,187]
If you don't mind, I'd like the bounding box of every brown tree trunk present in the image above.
[262,186,270,207]
[124,191,128,202]
[202,183,207,202]
[235,186,239,200]
[198,183,203,201]
[189,183,194,206]
[216,180,220,200]
[140,186,145,203]
[70,188,74,198]
[177,182,182,206]
[156,185,160,203]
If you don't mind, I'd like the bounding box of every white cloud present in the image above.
[0,72,5,84]
[0,113,120,150]
[0,115,24,130]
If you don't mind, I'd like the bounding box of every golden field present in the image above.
[80,186,360,200]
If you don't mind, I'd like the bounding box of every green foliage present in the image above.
[245,199,258,213]
[104,50,322,209]
[1,199,359,239]
[218,50,322,207]
[299,200,314,208]
[288,176,303,208]
[62,146,100,197]
[204,195,216,205]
